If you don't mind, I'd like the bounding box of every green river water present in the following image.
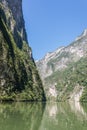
[0,102,87,130]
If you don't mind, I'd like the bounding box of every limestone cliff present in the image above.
[0,0,46,101]
[36,29,87,101]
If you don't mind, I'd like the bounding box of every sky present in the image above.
[22,0,87,60]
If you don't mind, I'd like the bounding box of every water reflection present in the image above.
[39,102,87,130]
[0,102,87,130]
[69,101,87,120]
[0,102,45,130]
[47,102,57,118]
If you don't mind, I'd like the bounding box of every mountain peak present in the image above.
[75,29,87,41]
[82,29,87,36]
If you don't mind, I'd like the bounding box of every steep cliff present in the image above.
[36,29,87,101]
[0,0,46,101]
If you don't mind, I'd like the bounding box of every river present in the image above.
[0,101,87,130]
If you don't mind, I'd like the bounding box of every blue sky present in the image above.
[22,0,87,60]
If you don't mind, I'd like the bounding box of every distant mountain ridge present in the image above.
[36,29,87,101]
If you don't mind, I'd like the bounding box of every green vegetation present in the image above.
[0,4,46,101]
[45,57,87,101]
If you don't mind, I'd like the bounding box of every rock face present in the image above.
[36,29,87,101]
[0,0,28,49]
[0,0,46,101]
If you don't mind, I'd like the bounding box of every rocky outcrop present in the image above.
[36,29,87,101]
[36,29,87,80]
[0,0,46,101]
[0,0,27,49]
